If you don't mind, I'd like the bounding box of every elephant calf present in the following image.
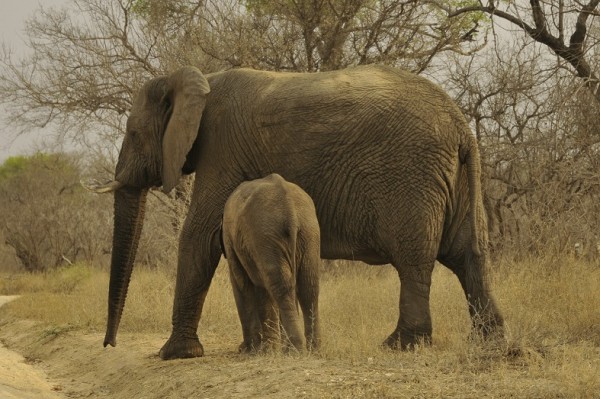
[221,173,321,352]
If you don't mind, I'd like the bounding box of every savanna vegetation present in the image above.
[0,1,599,398]
[0,258,598,397]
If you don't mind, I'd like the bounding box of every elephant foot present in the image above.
[383,330,432,350]
[469,325,506,351]
[306,337,320,352]
[383,332,402,350]
[159,335,204,360]
[258,339,281,354]
[474,314,505,340]
[238,339,262,354]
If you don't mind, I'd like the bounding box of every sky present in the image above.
[0,0,68,162]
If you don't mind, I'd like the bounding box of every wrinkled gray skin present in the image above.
[222,173,321,353]
[94,64,504,360]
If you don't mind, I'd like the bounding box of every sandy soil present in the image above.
[0,294,595,398]
[0,318,405,399]
[0,321,579,399]
[0,296,63,399]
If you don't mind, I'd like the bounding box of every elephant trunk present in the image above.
[104,186,148,347]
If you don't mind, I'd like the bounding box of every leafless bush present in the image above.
[134,174,195,271]
[0,152,194,273]
[0,153,113,272]
[448,38,600,261]
[186,0,486,73]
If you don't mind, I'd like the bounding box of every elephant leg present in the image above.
[262,257,304,351]
[439,253,503,339]
[255,287,280,351]
[296,246,320,351]
[277,294,304,351]
[228,253,262,353]
[384,261,435,350]
[159,205,222,360]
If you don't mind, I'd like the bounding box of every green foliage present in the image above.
[429,0,490,40]
[450,0,480,6]
[131,0,201,25]
[0,263,92,295]
[246,0,375,15]
[131,0,150,16]
[245,0,290,15]
[0,154,71,181]
[0,156,29,180]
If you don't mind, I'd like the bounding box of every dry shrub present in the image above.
[319,262,400,359]
[133,175,195,270]
[200,259,241,341]
[3,255,597,355]
[0,153,194,274]
[495,256,600,348]
[0,154,113,272]
[3,257,598,351]
[0,263,174,334]
[486,169,600,262]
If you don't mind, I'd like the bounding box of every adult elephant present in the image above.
[88,64,503,360]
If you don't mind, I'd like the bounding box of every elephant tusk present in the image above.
[81,179,124,194]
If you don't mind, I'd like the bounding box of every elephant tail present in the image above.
[462,135,485,257]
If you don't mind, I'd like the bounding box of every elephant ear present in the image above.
[162,66,210,193]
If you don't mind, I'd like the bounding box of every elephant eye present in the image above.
[164,100,173,116]
[162,94,171,109]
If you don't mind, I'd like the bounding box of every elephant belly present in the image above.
[319,240,389,265]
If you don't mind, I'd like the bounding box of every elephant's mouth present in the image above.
[141,166,162,189]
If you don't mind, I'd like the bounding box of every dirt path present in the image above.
[0,295,595,398]
[0,296,64,399]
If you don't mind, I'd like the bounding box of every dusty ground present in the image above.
[1,283,598,399]
[1,318,592,398]
[0,317,437,399]
[0,296,63,399]
[0,319,406,399]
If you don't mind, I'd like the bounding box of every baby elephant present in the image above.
[221,173,321,352]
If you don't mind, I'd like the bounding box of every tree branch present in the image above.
[448,1,600,103]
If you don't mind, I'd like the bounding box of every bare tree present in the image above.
[189,0,488,72]
[445,0,600,103]
[448,36,600,259]
[0,0,489,150]
[0,0,166,156]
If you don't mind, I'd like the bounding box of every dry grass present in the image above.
[1,257,599,398]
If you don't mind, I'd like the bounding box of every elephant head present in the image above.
[86,67,210,347]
